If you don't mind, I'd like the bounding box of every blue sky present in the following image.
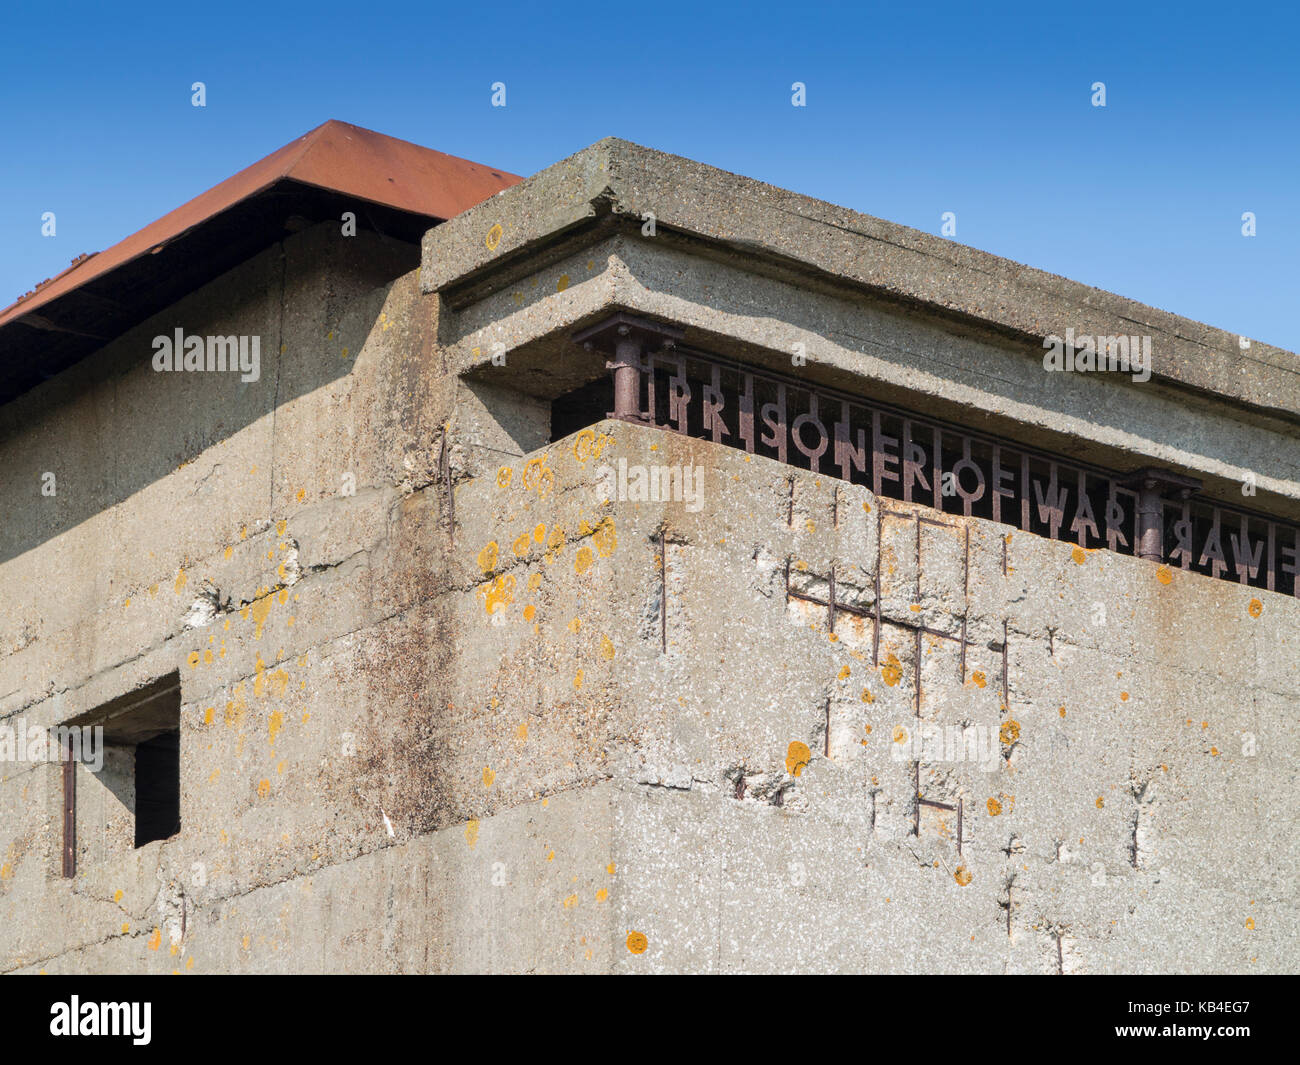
[2,0,1296,350]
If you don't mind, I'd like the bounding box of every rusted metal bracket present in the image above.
[1121,467,1201,562]
[572,312,685,423]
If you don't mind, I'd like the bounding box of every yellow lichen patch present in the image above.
[892,725,909,744]
[861,689,875,704]
[522,456,554,497]
[1120,691,1130,702]
[482,766,496,788]
[523,604,536,621]
[600,635,616,660]
[512,532,531,557]
[174,569,187,593]
[1248,598,1263,618]
[496,466,513,489]
[485,223,503,251]
[575,546,594,574]
[464,820,480,848]
[971,670,987,689]
[187,651,201,669]
[953,866,973,887]
[532,523,546,544]
[1156,565,1173,585]
[1059,706,1066,718]
[881,653,903,687]
[838,665,851,681]
[626,931,648,954]
[224,685,248,728]
[987,798,1002,816]
[1095,797,1105,809]
[516,722,528,741]
[527,572,543,591]
[592,517,617,557]
[607,863,616,875]
[480,574,517,615]
[568,617,582,634]
[574,670,584,690]
[476,541,499,574]
[1000,720,1020,744]
[121,922,130,934]
[249,588,274,639]
[147,928,162,951]
[268,711,284,747]
[1210,747,1219,756]
[1071,546,1087,564]
[1245,917,1255,930]
[257,779,271,799]
[596,888,609,903]
[785,740,813,776]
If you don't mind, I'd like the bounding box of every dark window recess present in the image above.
[551,376,613,442]
[134,730,181,847]
[61,672,183,875]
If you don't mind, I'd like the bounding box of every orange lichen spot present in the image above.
[257,779,271,799]
[1059,706,1066,718]
[785,740,813,776]
[203,705,215,726]
[1245,918,1255,930]
[547,850,555,862]
[224,545,233,561]
[1000,720,1020,744]
[626,931,648,954]
[601,634,616,660]
[1095,797,1105,809]
[523,604,536,621]
[1156,565,1173,585]
[971,670,987,689]
[209,769,221,783]
[174,569,187,593]
[574,670,584,690]
[607,863,616,875]
[187,651,200,669]
[277,519,287,536]
[1210,747,1220,756]
[464,820,480,847]
[121,922,130,934]
[1071,546,1087,565]
[892,725,909,744]
[527,572,543,591]
[496,466,513,489]
[909,604,921,613]
[296,489,305,502]
[1120,691,1130,702]
[476,541,499,574]
[561,892,580,909]
[881,653,903,687]
[203,649,213,666]
[482,766,496,788]
[568,617,582,634]
[838,665,851,681]
[1248,598,1263,618]
[516,722,528,741]
[987,798,1002,816]
[147,928,162,950]
[575,546,594,574]
[861,689,875,704]
[512,532,531,557]
[596,888,609,903]
[954,866,973,887]
[592,517,617,557]
[269,710,284,747]
[532,524,547,545]
[481,574,517,615]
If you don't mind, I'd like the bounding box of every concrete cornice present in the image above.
[422,137,1298,424]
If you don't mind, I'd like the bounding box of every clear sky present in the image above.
[2,0,1296,350]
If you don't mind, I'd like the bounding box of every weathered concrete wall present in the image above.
[2,141,1297,974]
[440,421,1296,973]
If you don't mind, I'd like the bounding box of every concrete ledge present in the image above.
[423,138,1299,423]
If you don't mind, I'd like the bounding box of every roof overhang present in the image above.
[0,120,520,405]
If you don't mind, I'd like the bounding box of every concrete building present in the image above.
[1,121,1295,974]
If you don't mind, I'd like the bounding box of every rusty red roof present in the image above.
[0,120,520,402]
